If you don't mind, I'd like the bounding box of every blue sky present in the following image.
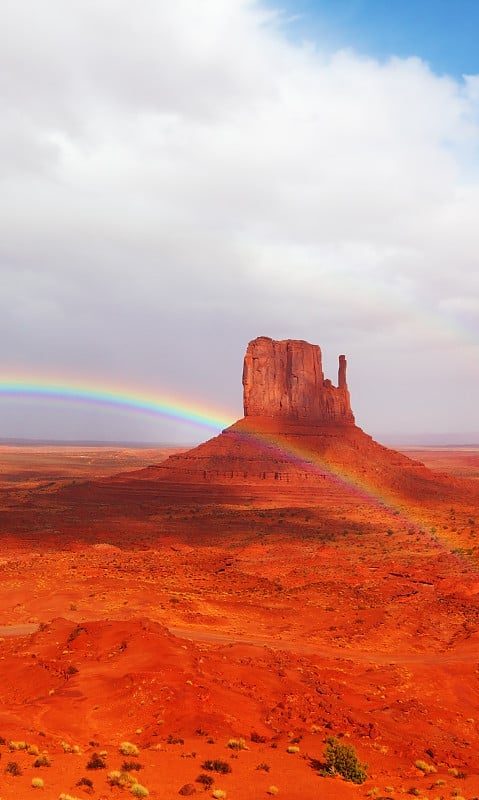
[274,0,479,78]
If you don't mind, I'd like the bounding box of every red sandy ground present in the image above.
[0,444,479,799]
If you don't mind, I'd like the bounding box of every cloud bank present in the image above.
[1,0,478,441]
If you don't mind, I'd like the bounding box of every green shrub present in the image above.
[318,737,367,784]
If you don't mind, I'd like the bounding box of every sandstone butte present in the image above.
[105,335,469,505]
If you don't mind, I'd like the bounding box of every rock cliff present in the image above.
[242,337,354,424]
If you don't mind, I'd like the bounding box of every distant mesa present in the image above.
[242,336,354,424]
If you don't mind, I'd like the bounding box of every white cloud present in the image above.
[0,0,478,441]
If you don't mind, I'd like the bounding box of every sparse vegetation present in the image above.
[122,760,143,771]
[120,741,140,756]
[227,737,248,750]
[316,736,367,784]
[256,762,270,771]
[130,784,149,798]
[86,752,107,770]
[9,740,27,751]
[201,759,232,774]
[5,760,22,775]
[250,731,267,743]
[33,754,51,767]
[76,777,94,788]
[196,772,214,789]
[414,758,436,774]
[167,734,184,745]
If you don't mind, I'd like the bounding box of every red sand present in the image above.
[1,444,479,799]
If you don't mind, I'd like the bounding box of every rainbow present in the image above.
[0,375,474,563]
[0,377,234,432]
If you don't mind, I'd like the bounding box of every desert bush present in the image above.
[167,734,184,744]
[286,745,299,754]
[130,784,149,798]
[201,759,232,774]
[34,754,51,767]
[227,737,248,750]
[5,760,22,775]
[86,752,106,770]
[76,777,93,788]
[122,760,143,771]
[120,741,140,756]
[414,758,436,774]
[196,772,214,788]
[250,731,267,743]
[28,744,40,755]
[212,791,226,799]
[318,737,367,784]
[9,740,27,751]
[256,762,270,772]
[31,777,45,788]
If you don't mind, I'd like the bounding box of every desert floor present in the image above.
[1,444,479,799]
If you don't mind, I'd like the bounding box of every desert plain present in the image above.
[0,438,479,800]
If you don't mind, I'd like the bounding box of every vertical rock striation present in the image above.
[242,336,354,424]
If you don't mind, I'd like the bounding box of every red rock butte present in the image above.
[106,336,467,505]
[242,336,354,424]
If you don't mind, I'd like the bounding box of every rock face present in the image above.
[242,336,354,424]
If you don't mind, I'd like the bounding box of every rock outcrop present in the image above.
[242,337,354,424]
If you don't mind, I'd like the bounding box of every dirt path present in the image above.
[169,625,479,665]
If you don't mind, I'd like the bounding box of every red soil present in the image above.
[1,443,479,799]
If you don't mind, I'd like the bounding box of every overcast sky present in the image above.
[1,0,478,444]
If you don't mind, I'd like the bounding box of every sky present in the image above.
[1,0,478,444]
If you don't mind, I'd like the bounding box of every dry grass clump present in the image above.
[286,745,300,754]
[130,784,149,798]
[120,741,140,756]
[227,737,248,750]
[201,759,232,774]
[33,754,51,767]
[414,758,437,774]
[31,777,45,788]
[212,791,227,799]
[9,740,27,751]
[267,787,279,796]
[5,761,22,776]
[108,770,138,787]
